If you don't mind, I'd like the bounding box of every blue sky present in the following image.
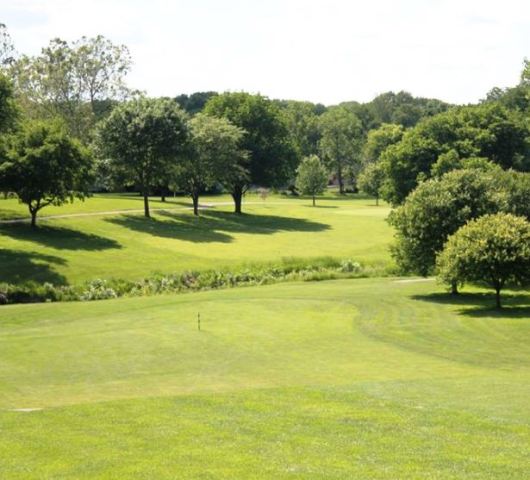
[2,0,529,105]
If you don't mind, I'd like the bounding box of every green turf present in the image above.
[0,278,528,478]
[0,193,393,285]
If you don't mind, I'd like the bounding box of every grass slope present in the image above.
[1,278,529,478]
[0,193,392,285]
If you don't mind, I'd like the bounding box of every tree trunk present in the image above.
[375,195,379,206]
[232,185,243,214]
[192,193,199,216]
[495,284,502,309]
[143,192,150,218]
[312,195,316,206]
[161,194,166,202]
[337,165,344,194]
[30,209,37,228]
[450,281,458,295]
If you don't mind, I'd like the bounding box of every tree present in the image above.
[0,23,16,68]
[361,123,404,165]
[367,91,450,128]
[295,155,328,206]
[282,100,322,159]
[72,35,131,110]
[97,97,188,218]
[388,169,507,282]
[174,113,248,216]
[380,102,530,205]
[10,36,131,141]
[204,92,295,213]
[436,213,530,308]
[318,106,363,194]
[0,120,92,227]
[357,163,385,205]
[175,92,218,114]
[0,73,17,133]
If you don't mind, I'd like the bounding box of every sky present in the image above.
[2,0,529,105]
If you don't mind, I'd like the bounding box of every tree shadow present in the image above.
[107,209,330,243]
[411,292,530,319]
[0,225,122,251]
[0,249,68,285]
[161,210,331,234]
[100,194,191,207]
[301,205,339,209]
[106,214,233,243]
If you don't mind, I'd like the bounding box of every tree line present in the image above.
[0,24,529,305]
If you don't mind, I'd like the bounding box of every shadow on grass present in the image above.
[301,205,339,209]
[0,249,67,285]
[106,209,330,242]
[99,194,190,207]
[0,225,122,251]
[107,213,232,243]
[411,292,530,318]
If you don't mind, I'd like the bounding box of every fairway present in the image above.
[0,193,392,285]
[1,278,529,478]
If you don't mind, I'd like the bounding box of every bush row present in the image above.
[0,258,389,305]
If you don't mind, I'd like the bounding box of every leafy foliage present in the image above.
[295,155,328,205]
[97,97,188,217]
[10,36,131,141]
[380,102,530,204]
[437,213,530,307]
[319,106,363,193]
[174,113,248,215]
[388,169,508,276]
[204,92,296,212]
[357,163,385,205]
[0,119,92,226]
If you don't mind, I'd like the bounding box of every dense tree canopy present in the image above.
[174,113,247,215]
[282,101,322,159]
[388,168,507,278]
[175,92,218,114]
[0,119,92,226]
[204,92,295,212]
[361,123,404,165]
[97,97,188,217]
[437,213,530,308]
[381,102,530,204]
[319,106,363,194]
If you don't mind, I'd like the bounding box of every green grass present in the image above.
[1,278,529,478]
[0,193,393,286]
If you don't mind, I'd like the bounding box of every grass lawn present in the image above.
[0,278,529,478]
[0,193,393,285]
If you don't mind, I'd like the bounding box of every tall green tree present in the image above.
[437,213,530,308]
[174,113,248,216]
[357,163,385,205]
[282,101,322,159]
[361,123,404,165]
[97,97,188,218]
[388,169,507,282]
[0,120,92,227]
[318,106,363,194]
[204,92,295,213]
[381,102,530,205]
[295,155,328,206]
[11,36,131,141]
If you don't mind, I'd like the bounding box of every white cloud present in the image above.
[2,0,529,104]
